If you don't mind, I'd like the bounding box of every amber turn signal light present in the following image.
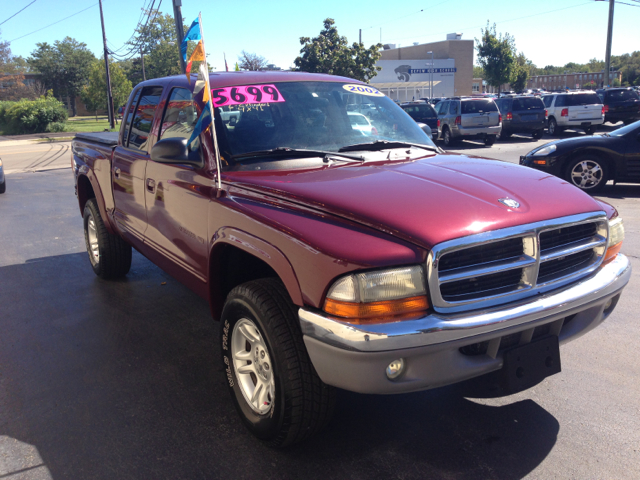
[603,241,622,265]
[324,296,429,322]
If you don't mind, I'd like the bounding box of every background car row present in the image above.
[400,87,639,148]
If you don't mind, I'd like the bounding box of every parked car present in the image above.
[434,97,501,146]
[520,119,640,193]
[72,72,630,446]
[595,88,640,125]
[0,157,5,194]
[347,111,377,136]
[400,102,438,132]
[542,92,604,135]
[495,96,546,139]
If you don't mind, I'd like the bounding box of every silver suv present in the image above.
[434,97,502,146]
[542,92,604,135]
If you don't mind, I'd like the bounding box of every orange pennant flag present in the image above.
[186,41,205,84]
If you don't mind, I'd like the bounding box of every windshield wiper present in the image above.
[338,140,437,153]
[232,147,364,162]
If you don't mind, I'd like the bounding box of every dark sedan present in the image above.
[596,88,640,125]
[520,120,640,193]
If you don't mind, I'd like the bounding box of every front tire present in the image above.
[0,178,5,194]
[565,155,609,193]
[532,129,544,140]
[83,198,132,278]
[221,278,336,447]
[484,135,496,146]
[586,126,597,135]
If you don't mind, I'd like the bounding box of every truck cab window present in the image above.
[128,86,163,152]
[121,88,140,146]
[160,88,198,142]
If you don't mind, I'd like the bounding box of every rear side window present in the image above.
[415,105,437,118]
[160,87,198,141]
[543,96,554,108]
[449,102,459,115]
[461,100,498,114]
[555,95,566,107]
[606,90,639,101]
[122,89,141,145]
[566,93,601,106]
[436,101,448,114]
[512,97,544,111]
[127,86,163,151]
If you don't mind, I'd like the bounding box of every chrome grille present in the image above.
[427,212,608,313]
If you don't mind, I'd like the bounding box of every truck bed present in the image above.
[74,132,119,147]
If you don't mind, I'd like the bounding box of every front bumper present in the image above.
[299,254,630,394]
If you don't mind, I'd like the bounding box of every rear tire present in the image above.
[498,130,511,140]
[221,278,336,447]
[532,129,544,140]
[484,135,496,146]
[0,178,5,194]
[443,127,454,146]
[586,126,597,135]
[564,154,609,194]
[83,198,132,279]
[548,118,563,136]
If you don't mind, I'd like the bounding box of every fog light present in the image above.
[386,359,405,380]
[603,298,613,311]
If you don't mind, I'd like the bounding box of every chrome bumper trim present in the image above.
[299,254,630,353]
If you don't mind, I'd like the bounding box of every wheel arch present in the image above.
[563,148,616,179]
[209,228,303,321]
[76,172,115,234]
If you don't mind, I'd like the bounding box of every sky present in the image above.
[2,0,639,72]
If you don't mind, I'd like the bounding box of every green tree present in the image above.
[81,59,132,120]
[510,53,530,92]
[294,18,382,83]
[0,30,39,100]
[475,23,516,93]
[473,65,484,78]
[123,11,192,81]
[28,37,95,116]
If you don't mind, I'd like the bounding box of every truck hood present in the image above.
[226,153,604,250]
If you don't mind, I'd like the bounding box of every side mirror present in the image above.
[150,137,203,167]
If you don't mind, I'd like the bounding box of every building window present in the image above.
[472,83,479,92]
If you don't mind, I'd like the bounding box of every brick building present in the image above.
[528,71,622,90]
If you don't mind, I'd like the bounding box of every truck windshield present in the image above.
[212,81,435,166]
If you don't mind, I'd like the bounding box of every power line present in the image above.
[108,0,162,61]
[0,0,38,27]
[8,3,98,43]
[109,0,155,53]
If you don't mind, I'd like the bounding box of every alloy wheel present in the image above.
[231,318,276,415]
[570,160,604,190]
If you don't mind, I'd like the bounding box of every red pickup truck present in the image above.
[72,72,630,447]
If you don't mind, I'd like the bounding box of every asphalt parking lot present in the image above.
[1,132,639,479]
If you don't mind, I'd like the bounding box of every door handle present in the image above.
[114,167,121,178]
[146,178,156,193]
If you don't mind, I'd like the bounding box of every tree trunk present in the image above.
[70,96,77,117]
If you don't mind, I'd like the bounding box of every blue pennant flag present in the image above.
[187,101,212,147]
[181,17,201,62]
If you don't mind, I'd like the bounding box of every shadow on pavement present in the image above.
[0,251,559,480]
[596,183,640,200]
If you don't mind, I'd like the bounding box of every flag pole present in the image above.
[197,12,223,192]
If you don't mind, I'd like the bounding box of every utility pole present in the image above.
[604,0,615,87]
[140,47,146,81]
[173,0,186,73]
[359,29,362,44]
[98,0,115,129]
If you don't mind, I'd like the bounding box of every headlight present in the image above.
[532,144,557,156]
[324,266,429,322]
[604,217,624,263]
